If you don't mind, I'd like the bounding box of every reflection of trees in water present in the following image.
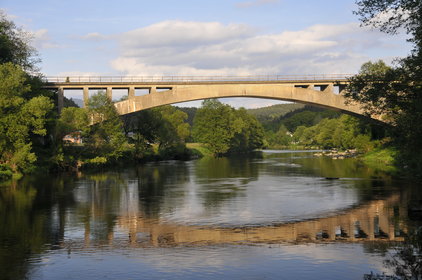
[135,162,190,219]
[195,153,261,181]
[194,154,260,209]
[384,229,422,279]
[76,171,129,242]
[363,229,422,280]
[0,174,77,280]
[262,151,391,180]
[263,151,399,202]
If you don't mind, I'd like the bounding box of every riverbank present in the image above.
[360,147,397,173]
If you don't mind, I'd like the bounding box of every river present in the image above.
[0,150,420,280]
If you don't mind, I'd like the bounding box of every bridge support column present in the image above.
[129,86,135,99]
[83,87,89,108]
[306,84,315,90]
[150,87,157,94]
[106,87,112,100]
[57,87,64,113]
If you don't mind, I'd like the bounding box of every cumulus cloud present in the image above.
[120,20,253,49]
[110,20,395,76]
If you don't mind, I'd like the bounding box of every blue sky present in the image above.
[1,0,411,107]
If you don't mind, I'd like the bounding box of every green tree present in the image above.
[0,11,56,177]
[193,99,235,155]
[123,110,161,158]
[0,63,54,173]
[193,99,264,156]
[85,91,130,163]
[53,107,89,169]
[57,107,89,138]
[348,0,422,176]
[229,108,265,153]
[0,11,38,70]
[153,105,190,148]
[266,124,291,147]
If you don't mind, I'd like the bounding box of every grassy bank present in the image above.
[186,143,213,157]
[360,147,397,173]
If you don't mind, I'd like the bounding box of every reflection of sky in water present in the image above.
[159,174,359,226]
[31,243,390,280]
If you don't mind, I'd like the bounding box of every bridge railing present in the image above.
[44,74,353,83]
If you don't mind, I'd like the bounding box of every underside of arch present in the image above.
[114,84,378,122]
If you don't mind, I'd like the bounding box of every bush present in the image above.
[0,164,13,181]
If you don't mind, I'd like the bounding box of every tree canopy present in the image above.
[192,99,264,156]
[0,63,54,173]
[347,0,422,176]
[0,11,38,71]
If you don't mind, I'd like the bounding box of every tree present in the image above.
[0,63,54,173]
[0,11,38,71]
[347,0,422,175]
[85,91,130,162]
[354,0,422,49]
[229,108,265,153]
[193,99,264,156]
[57,107,89,138]
[153,105,190,148]
[123,110,161,158]
[192,99,235,155]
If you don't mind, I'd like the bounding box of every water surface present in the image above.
[0,150,420,280]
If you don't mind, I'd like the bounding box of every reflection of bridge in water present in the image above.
[75,194,407,248]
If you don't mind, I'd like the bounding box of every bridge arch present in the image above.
[113,84,367,119]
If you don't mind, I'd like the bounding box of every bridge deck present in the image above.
[44,74,351,86]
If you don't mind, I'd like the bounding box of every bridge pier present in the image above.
[83,87,89,108]
[57,87,64,113]
[106,87,112,100]
[129,86,135,99]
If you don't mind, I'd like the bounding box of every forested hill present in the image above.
[246,103,305,122]
[176,103,306,127]
[247,103,341,132]
[176,102,341,132]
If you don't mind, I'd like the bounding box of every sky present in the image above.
[1,0,412,108]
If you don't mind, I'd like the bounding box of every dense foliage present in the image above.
[292,115,376,151]
[0,13,55,178]
[347,0,422,177]
[192,99,264,156]
[0,11,38,71]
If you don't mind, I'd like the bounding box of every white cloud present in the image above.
[110,20,396,77]
[80,32,109,41]
[236,0,280,9]
[120,20,253,49]
[33,29,62,49]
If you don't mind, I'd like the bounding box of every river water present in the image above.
[0,150,421,280]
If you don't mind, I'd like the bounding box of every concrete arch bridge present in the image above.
[45,75,378,121]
